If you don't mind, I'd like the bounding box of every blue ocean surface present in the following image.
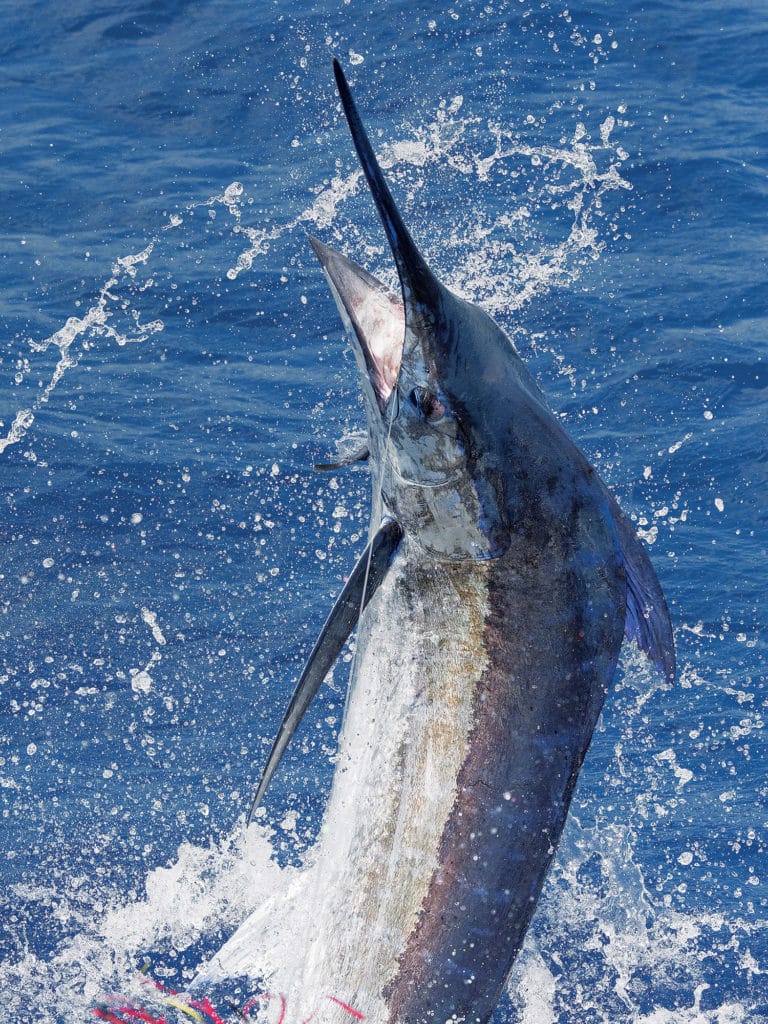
[1,1,765,1021]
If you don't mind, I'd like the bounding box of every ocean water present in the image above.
[1,1,765,1022]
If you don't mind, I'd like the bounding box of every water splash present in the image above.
[1,82,629,461]
[0,823,290,1023]
[0,244,163,455]
[4,61,750,1024]
[0,187,249,458]
[221,94,632,321]
[510,816,767,1023]
[5,742,763,1024]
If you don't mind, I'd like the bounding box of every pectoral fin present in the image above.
[247,518,403,823]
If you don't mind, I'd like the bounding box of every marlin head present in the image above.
[310,60,524,561]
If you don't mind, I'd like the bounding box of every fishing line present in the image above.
[339,362,401,737]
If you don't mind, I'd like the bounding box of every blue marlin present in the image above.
[202,60,675,1024]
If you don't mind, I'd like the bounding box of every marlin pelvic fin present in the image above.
[606,490,676,684]
[314,444,370,472]
[247,518,403,823]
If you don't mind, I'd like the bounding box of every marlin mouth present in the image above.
[307,235,404,412]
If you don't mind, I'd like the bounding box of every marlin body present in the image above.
[197,61,675,1024]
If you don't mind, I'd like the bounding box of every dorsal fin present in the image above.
[604,487,676,683]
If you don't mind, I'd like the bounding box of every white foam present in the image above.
[0,822,292,1023]
[0,243,163,455]
[141,608,167,647]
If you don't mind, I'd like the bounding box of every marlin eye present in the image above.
[409,386,446,424]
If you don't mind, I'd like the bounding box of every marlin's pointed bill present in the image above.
[332,59,440,314]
